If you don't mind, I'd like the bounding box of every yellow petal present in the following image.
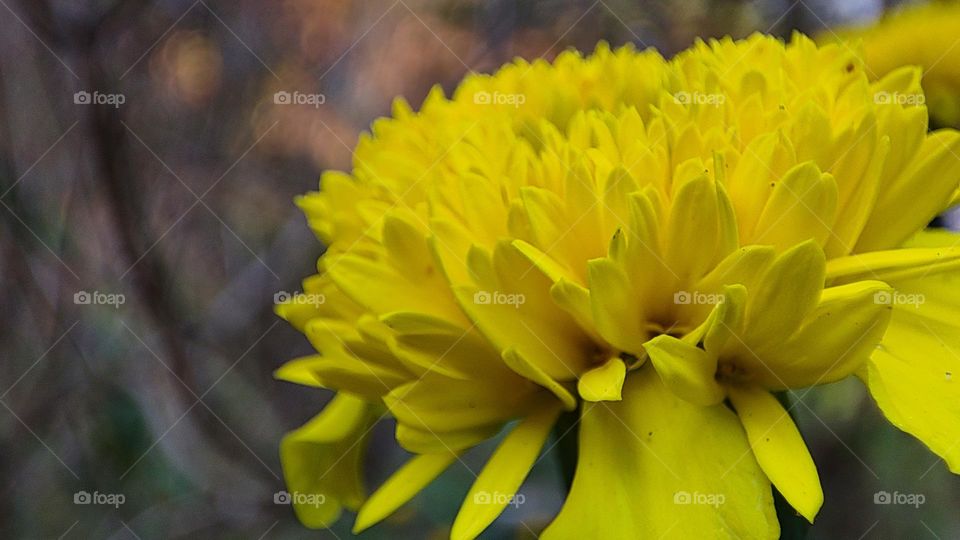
[385,373,534,447]
[622,189,664,275]
[274,355,403,399]
[520,186,599,282]
[280,394,377,528]
[274,276,328,332]
[728,131,795,240]
[562,156,607,260]
[353,452,459,533]
[588,258,647,354]
[609,188,672,326]
[390,328,515,383]
[458,172,509,243]
[327,250,465,322]
[860,231,960,471]
[866,329,960,473]
[274,356,326,387]
[577,357,627,402]
[644,335,724,406]
[823,113,886,258]
[753,161,838,250]
[549,278,603,342]
[379,311,464,335]
[395,423,499,455]
[857,130,960,251]
[455,242,594,380]
[826,245,960,284]
[429,216,479,287]
[513,239,581,284]
[703,285,747,355]
[686,248,772,329]
[744,240,825,345]
[748,280,892,389]
[452,402,562,540]
[727,386,823,523]
[602,166,639,239]
[904,228,960,248]
[696,246,776,295]
[871,71,927,186]
[664,175,733,281]
[381,212,433,281]
[543,368,778,539]
[503,348,578,410]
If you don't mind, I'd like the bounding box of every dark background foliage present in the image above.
[1,0,957,538]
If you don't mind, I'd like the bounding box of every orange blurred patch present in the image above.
[151,31,223,106]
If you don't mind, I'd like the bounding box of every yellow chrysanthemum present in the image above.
[830,1,960,126]
[276,33,960,539]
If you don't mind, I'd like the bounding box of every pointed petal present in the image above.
[550,278,603,342]
[452,402,562,540]
[513,239,581,285]
[750,280,892,389]
[753,162,838,250]
[665,175,729,281]
[745,241,825,345]
[520,185,601,282]
[353,452,459,533]
[857,130,960,251]
[326,249,465,322]
[588,258,647,354]
[379,311,464,335]
[503,348,577,410]
[728,131,795,240]
[727,386,823,523]
[703,285,747,355]
[395,423,499,455]
[823,114,885,258]
[389,328,515,382]
[274,356,327,387]
[385,372,536,450]
[826,245,960,283]
[696,246,776,295]
[274,355,403,399]
[644,335,724,406]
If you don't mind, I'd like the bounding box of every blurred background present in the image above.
[1,0,958,538]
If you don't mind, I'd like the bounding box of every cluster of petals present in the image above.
[277,33,960,539]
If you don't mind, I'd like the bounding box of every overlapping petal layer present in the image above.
[276,33,960,538]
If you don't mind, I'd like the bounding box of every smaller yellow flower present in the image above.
[830,1,960,126]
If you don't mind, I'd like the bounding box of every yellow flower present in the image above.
[829,1,960,126]
[277,33,960,539]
